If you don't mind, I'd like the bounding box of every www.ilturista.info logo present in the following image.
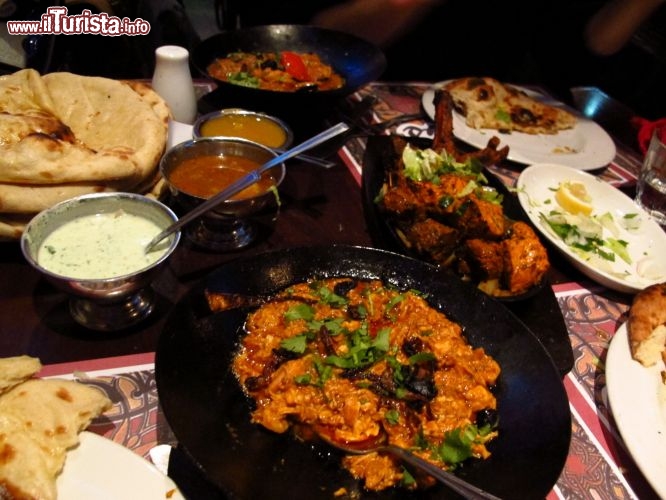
[6,6,151,36]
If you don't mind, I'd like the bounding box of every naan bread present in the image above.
[0,70,166,185]
[0,68,56,116]
[0,356,42,395]
[0,214,32,241]
[0,377,112,500]
[122,80,171,127]
[628,282,666,367]
[0,182,112,214]
[0,69,170,240]
[444,77,577,135]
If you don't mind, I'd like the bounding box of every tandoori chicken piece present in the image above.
[431,89,509,166]
[457,238,504,282]
[501,221,550,294]
[400,218,459,264]
[451,195,507,240]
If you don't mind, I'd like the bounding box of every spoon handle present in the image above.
[385,445,502,500]
[276,151,336,169]
[146,122,349,252]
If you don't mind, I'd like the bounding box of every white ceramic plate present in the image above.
[516,163,666,293]
[606,323,666,498]
[422,82,616,170]
[57,432,184,500]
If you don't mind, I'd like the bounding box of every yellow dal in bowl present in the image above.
[198,114,288,148]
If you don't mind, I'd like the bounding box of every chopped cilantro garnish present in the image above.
[227,72,260,88]
[307,317,345,335]
[353,303,368,319]
[284,303,315,322]
[280,334,308,353]
[401,468,416,487]
[373,327,391,352]
[315,285,347,307]
[414,428,429,450]
[385,409,400,425]
[386,355,406,384]
[293,357,333,387]
[436,427,475,464]
[408,352,436,364]
[324,323,390,369]
[294,374,311,385]
[394,387,409,399]
[313,357,333,386]
[268,185,281,207]
[385,294,405,313]
[434,424,484,467]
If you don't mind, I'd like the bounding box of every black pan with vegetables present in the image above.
[192,25,386,117]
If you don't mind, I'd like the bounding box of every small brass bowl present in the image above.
[193,109,293,150]
[160,137,286,251]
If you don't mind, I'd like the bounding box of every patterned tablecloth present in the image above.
[42,82,662,499]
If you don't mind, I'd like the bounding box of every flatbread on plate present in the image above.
[0,355,42,395]
[0,363,112,500]
[0,69,170,240]
[444,76,577,135]
[628,282,666,367]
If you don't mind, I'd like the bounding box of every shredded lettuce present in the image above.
[401,144,501,204]
[402,145,442,182]
[402,144,484,181]
[539,209,633,265]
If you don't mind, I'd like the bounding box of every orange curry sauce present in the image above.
[167,155,274,200]
[228,278,500,491]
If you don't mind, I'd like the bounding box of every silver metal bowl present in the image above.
[160,137,286,250]
[192,109,294,150]
[20,192,180,331]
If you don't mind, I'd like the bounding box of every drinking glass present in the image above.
[636,124,666,226]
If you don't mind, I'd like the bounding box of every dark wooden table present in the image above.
[0,159,371,364]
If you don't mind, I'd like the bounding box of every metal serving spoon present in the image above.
[314,426,502,500]
[145,122,350,252]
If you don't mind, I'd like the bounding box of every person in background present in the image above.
[235,0,542,84]
[234,0,665,118]
[309,0,443,49]
[582,0,666,119]
[584,0,664,56]
[310,0,666,118]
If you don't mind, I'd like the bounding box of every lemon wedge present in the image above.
[555,181,593,215]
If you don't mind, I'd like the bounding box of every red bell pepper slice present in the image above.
[280,51,310,82]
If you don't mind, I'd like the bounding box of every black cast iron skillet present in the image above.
[192,24,386,118]
[156,245,571,500]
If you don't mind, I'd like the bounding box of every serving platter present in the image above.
[57,432,184,499]
[606,323,666,498]
[156,245,570,500]
[516,163,666,294]
[422,82,616,170]
[361,136,574,376]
